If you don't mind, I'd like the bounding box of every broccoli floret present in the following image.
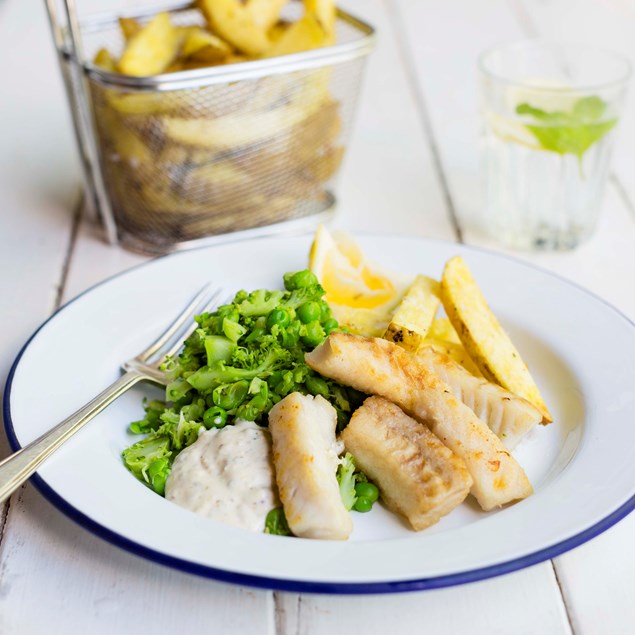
[122,436,172,481]
[336,452,358,511]
[186,348,291,390]
[237,289,285,317]
[281,285,326,310]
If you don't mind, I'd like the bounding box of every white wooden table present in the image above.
[1,0,634,632]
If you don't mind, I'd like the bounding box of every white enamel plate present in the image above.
[4,235,635,593]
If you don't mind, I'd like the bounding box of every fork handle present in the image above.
[0,370,146,505]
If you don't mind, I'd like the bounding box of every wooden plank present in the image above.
[554,514,635,635]
[506,3,635,634]
[0,0,79,398]
[391,0,526,237]
[334,0,455,238]
[0,2,79,445]
[0,485,273,635]
[0,0,88,620]
[275,565,571,635]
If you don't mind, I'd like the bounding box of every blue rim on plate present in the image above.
[3,236,635,594]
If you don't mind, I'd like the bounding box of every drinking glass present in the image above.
[479,41,630,250]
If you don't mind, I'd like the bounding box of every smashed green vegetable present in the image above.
[264,507,292,536]
[516,95,617,161]
[122,270,364,493]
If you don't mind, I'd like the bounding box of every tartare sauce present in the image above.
[165,420,279,532]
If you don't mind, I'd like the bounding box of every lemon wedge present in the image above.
[309,226,411,336]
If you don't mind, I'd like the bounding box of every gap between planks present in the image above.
[383,0,464,244]
[274,593,301,635]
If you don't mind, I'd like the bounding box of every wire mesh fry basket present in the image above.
[45,0,375,254]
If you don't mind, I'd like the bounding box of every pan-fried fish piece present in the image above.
[268,393,352,540]
[306,332,533,511]
[417,346,542,449]
[342,396,472,530]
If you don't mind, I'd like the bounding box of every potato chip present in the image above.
[118,12,181,76]
[440,256,552,422]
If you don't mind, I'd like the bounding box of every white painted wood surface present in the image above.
[0,0,633,633]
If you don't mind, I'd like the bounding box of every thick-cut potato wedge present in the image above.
[119,17,142,41]
[440,256,552,422]
[199,0,270,56]
[93,48,117,72]
[268,20,291,43]
[164,60,186,73]
[96,107,154,164]
[384,275,440,352]
[178,160,251,201]
[163,90,325,149]
[421,338,482,377]
[264,13,326,57]
[304,0,336,43]
[105,90,175,115]
[181,27,232,62]
[118,12,181,76]
[248,0,288,30]
[307,145,344,182]
[428,317,461,344]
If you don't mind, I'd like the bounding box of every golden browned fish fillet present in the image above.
[416,346,542,450]
[342,396,472,530]
[306,332,533,511]
[268,393,353,540]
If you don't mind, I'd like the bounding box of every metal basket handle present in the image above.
[44,0,118,244]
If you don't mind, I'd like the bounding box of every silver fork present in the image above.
[0,284,223,505]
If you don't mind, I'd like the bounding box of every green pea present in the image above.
[266,308,291,330]
[297,301,321,324]
[301,321,325,347]
[203,406,227,429]
[355,482,379,503]
[305,375,329,398]
[322,318,339,334]
[353,496,373,513]
[284,270,318,290]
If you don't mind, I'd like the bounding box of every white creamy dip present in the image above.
[165,419,279,532]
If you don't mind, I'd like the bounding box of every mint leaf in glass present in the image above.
[516,96,617,159]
